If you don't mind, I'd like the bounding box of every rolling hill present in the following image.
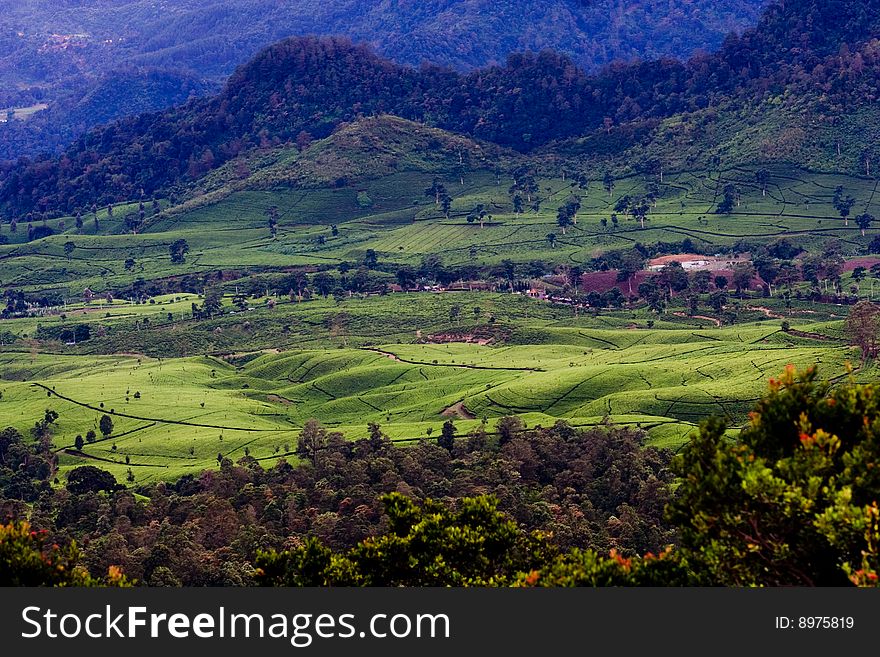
[3,0,880,220]
[0,1,768,160]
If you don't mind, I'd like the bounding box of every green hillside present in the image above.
[0,290,858,482]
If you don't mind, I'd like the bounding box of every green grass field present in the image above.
[0,289,862,483]
[2,162,880,297]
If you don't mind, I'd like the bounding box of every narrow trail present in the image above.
[672,312,722,327]
[363,348,543,372]
[747,305,784,319]
[32,382,279,432]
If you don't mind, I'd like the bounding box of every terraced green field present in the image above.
[0,300,861,482]
[2,163,879,296]
[1,154,876,485]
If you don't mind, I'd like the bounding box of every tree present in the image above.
[0,520,129,586]
[395,266,416,291]
[265,206,279,239]
[63,241,75,261]
[440,194,453,219]
[297,419,328,467]
[857,213,874,237]
[438,419,456,451]
[67,465,118,495]
[708,290,727,313]
[497,416,524,446]
[169,239,189,264]
[658,262,689,296]
[833,186,856,227]
[201,286,223,318]
[732,265,754,298]
[546,232,557,248]
[564,194,581,225]
[74,434,84,451]
[512,194,524,215]
[755,169,770,196]
[631,197,650,229]
[714,275,728,290]
[691,270,712,294]
[845,301,880,362]
[312,272,336,297]
[668,366,880,586]
[556,206,573,234]
[616,250,645,295]
[603,172,615,197]
[715,184,737,214]
[425,179,447,206]
[363,249,378,269]
[99,414,114,438]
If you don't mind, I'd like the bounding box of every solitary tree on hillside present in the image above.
[631,198,650,229]
[616,250,645,295]
[856,212,874,237]
[755,169,770,197]
[425,179,447,206]
[556,206,573,234]
[846,301,880,362]
[833,186,856,227]
[201,286,223,318]
[732,265,755,298]
[63,241,75,262]
[266,206,279,239]
[169,239,189,264]
[546,232,557,248]
[716,184,738,214]
[512,193,524,215]
[363,249,378,269]
[603,172,615,197]
[99,414,113,438]
[564,194,582,225]
[438,419,456,451]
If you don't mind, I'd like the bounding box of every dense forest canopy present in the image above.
[0,0,767,85]
[2,0,880,218]
[0,0,768,160]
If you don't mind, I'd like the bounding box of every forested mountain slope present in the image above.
[3,0,880,218]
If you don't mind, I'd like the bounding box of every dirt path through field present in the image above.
[672,312,722,327]
[442,401,477,419]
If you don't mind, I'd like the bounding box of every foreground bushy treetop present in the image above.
[0,521,129,587]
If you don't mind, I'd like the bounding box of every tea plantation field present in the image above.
[0,305,860,482]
